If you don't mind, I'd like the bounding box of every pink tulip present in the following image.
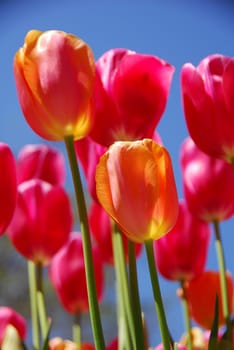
[154,199,211,281]
[155,344,187,350]
[17,144,66,186]
[0,307,26,345]
[90,48,174,146]
[0,143,17,235]
[180,137,234,221]
[75,137,107,202]
[7,179,73,265]
[181,54,234,162]
[49,233,103,314]
[89,201,142,265]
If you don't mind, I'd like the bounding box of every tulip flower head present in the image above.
[17,143,66,186]
[14,30,95,141]
[0,143,17,235]
[180,137,234,222]
[154,199,211,281]
[90,48,174,146]
[185,270,234,330]
[89,200,142,264]
[0,307,26,345]
[49,233,103,314]
[181,54,234,162]
[96,139,178,243]
[7,179,73,265]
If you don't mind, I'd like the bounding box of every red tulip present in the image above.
[180,137,234,221]
[154,199,211,281]
[89,200,142,265]
[17,144,66,186]
[0,143,17,235]
[0,307,26,345]
[185,270,234,329]
[14,30,95,141]
[96,139,178,243]
[90,48,174,146]
[181,54,234,162]
[49,233,103,314]
[7,179,73,265]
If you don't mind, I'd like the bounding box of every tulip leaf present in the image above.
[42,318,52,350]
[208,294,219,350]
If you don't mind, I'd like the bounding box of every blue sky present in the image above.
[1,0,234,346]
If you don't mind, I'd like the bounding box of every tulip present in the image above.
[89,200,142,265]
[96,139,178,243]
[7,179,73,265]
[17,144,66,186]
[75,132,162,202]
[154,199,211,281]
[49,233,103,314]
[155,344,187,350]
[90,48,174,146]
[180,137,234,222]
[185,270,234,330]
[49,337,79,350]
[0,307,26,345]
[75,137,107,202]
[181,54,234,162]
[0,143,17,235]
[14,30,95,141]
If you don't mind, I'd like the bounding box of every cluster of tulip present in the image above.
[0,29,234,350]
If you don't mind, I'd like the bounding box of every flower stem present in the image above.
[112,225,135,350]
[128,240,145,350]
[180,280,193,350]
[28,261,40,350]
[213,220,231,331]
[64,135,105,350]
[35,263,48,342]
[145,240,171,350]
[73,314,81,348]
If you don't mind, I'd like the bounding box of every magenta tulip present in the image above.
[49,233,103,314]
[75,137,107,202]
[89,48,174,146]
[0,307,26,345]
[181,54,234,162]
[180,137,234,221]
[0,143,17,235]
[7,179,73,265]
[154,199,211,281]
[17,144,66,186]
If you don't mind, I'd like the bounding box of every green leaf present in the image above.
[42,318,52,350]
[208,294,219,350]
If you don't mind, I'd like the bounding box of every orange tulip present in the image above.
[14,30,95,141]
[96,139,178,243]
[185,270,234,330]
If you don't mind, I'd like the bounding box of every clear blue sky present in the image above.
[1,0,234,346]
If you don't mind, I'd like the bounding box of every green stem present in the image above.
[145,240,171,350]
[35,263,48,343]
[180,280,193,350]
[73,314,81,349]
[28,261,40,350]
[112,225,135,350]
[128,240,145,350]
[213,220,231,331]
[64,135,105,350]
